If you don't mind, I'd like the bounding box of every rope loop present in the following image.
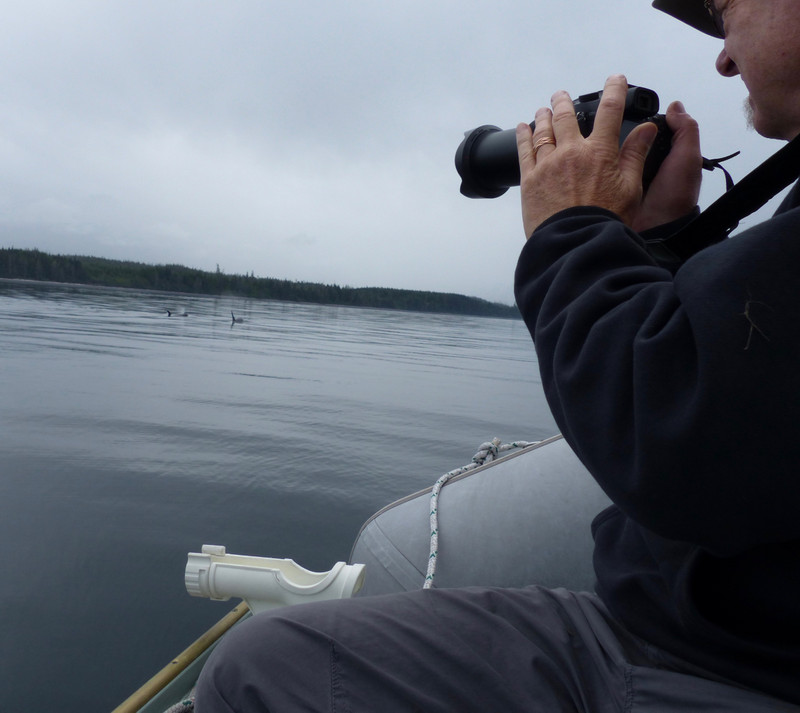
[423,437,537,589]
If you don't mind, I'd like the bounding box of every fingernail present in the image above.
[673,100,686,113]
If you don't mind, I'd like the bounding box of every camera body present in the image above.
[455,86,672,199]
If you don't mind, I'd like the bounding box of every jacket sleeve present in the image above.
[514,206,800,556]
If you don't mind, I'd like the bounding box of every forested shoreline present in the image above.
[0,247,519,318]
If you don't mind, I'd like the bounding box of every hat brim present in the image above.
[652,0,723,38]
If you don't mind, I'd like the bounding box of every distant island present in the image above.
[0,247,520,319]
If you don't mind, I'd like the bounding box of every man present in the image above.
[196,2,799,710]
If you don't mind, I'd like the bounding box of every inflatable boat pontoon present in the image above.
[113,434,611,712]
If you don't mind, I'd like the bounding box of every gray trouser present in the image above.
[195,586,796,712]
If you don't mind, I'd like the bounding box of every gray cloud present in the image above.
[0,1,783,304]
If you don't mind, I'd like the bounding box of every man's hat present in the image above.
[652,0,723,38]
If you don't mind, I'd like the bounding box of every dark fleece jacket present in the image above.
[514,188,800,705]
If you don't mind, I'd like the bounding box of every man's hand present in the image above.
[632,100,702,232]
[515,75,701,238]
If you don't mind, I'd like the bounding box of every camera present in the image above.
[455,86,672,199]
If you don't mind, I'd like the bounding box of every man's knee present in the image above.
[196,609,335,711]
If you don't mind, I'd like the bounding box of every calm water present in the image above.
[0,278,555,712]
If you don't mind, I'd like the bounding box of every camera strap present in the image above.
[644,133,800,265]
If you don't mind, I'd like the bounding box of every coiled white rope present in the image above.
[423,437,537,589]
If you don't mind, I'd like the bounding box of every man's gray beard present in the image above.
[744,97,755,130]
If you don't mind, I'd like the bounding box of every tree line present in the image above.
[0,248,520,319]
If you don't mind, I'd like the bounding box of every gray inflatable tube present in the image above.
[349,435,612,596]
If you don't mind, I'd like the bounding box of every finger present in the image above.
[516,122,535,176]
[530,107,557,161]
[549,90,580,143]
[666,100,689,126]
[640,99,702,212]
[590,74,629,144]
[665,100,701,156]
[618,120,658,181]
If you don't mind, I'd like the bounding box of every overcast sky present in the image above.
[0,1,786,305]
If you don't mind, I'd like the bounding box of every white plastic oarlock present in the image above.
[185,544,366,614]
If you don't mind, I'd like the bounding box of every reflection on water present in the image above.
[0,279,554,711]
